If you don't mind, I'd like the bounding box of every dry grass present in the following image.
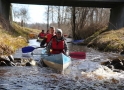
[85,27,124,52]
[82,26,108,45]
[0,21,42,56]
[0,29,27,55]
[12,22,41,38]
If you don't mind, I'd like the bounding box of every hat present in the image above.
[56,29,63,34]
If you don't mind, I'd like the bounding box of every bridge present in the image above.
[0,0,124,30]
[8,0,124,8]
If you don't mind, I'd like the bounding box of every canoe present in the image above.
[41,49,71,71]
[72,39,84,44]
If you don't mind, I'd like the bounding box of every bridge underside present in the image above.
[9,0,124,8]
[0,0,124,30]
[109,5,124,30]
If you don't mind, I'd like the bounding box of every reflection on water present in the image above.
[0,69,8,76]
[28,39,40,47]
[0,38,123,90]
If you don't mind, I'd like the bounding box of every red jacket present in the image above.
[39,32,45,38]
[45,32,49,36]
[46,34,53,45]
[51,37,64,54]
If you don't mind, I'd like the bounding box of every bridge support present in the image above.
[109,5,124,30]
[0,0,10,21]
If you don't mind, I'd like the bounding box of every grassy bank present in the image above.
[0,22,41,56]
[82,27,124,52]
[12,22,41,38]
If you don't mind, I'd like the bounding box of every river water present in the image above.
[0,38,124,90]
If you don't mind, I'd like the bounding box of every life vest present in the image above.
[51,37,64,54]
[39,32,45,38]
[45,32,49,36]
[46,34,53,45]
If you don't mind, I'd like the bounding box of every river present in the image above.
[0,38,124,90]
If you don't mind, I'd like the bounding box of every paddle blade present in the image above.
[22,46,35,53]
[72,40,84,44]
[69,52,86,59]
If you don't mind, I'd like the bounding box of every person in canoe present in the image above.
[45,30,50,36]
[38,30,46,39]
[40,26,56,47]
[46,29,69,56]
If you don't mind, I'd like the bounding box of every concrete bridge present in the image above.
[0,0,124,30]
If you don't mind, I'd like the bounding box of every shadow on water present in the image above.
[0,68,10,90]
[0,38,124,89]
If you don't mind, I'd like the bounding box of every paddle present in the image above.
[69,52,86,59]
[22,41,72,53]
[22,46,45,53]
[22,46,86,59]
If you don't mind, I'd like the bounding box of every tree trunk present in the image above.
[58,6,60,28]
[71,7,76,39]
[47,6,49,30]
[9,4,13,24]
[52,6,53,23]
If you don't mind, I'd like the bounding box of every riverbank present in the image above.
[0,22,41,56]
[0,25,26,55]
[81,27,124,53]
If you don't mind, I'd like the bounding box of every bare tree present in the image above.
[43,6,110,39]
[20,7,29,26]
[47,6,50,30]
[71,7,76,39]
[50,6,54,23]
[58,6,60,28]
[12,4,30,27]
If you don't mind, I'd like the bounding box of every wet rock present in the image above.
[8,55,14,62]
[21,58,37,66]
[1,55,11,61]
[101,61,111,65]
[107,65,114,69]
[14,58,21,63]
[26,62,31,66]
[0,61,7,66]
[0,55,37,66]
[120,50,124,55]
[101,58,124,71]
[29,59,37,66]
[14,58,37,66]
[113,62,124,70]
[0,55,15,66]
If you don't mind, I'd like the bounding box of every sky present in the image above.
[12,4,48,24]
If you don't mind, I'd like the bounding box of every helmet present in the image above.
[56,29,62,34]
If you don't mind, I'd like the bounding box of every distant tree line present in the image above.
[12,4,110,39]
[45,6,110,39]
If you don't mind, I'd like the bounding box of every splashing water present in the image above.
[1,39,124,90]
